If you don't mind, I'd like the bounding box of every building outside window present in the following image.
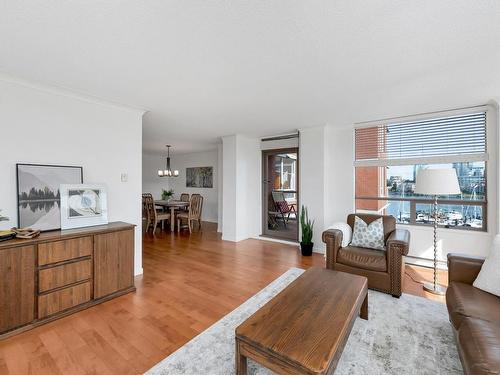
[354,108,488,231]
[273,153,296,191]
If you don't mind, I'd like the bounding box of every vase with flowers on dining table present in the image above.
[161,189,174,201]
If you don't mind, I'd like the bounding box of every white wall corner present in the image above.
[217,142,224,232]
[222,135,238,241]
[221,134,261,242]
[491,99,500,235]
[299,126,326,248]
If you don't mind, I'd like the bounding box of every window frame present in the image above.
[354,106,490,232]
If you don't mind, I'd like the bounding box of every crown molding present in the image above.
[0,71,148,116]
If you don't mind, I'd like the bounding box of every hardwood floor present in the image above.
[0,222,446,375]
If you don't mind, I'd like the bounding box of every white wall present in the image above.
[222,135,261,241]
[142,152,168,200]
[0,77,144,275]
[222,136,237,240]
[324,126,355,225]
[299,127,326,252]
[236,135,261,240]
[303,105,499,263]
[217,143,223,232]
[142,150,219,222]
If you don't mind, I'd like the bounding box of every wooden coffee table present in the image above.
[235,267,368,375]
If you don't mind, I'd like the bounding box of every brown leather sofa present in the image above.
[446,253,500,375]
[322,214,410,297]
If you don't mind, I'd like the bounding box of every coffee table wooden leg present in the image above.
[235,340,247,375]
[360,293,368,320]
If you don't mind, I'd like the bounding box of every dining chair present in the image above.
[180,193,190,212]
[177,194,203,233]
[142,193,150,223]
[143,193,170,234]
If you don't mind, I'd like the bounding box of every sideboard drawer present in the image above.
[38,259,92,293]
[38,281,91,319]
[38,237,93,265]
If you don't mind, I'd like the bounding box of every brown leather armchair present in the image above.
[446,254,500,375]
[322,214,410,297]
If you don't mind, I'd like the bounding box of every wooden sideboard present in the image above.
[0,221,136,339]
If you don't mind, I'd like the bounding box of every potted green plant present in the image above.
[161,189,174,201]
[300,205,314,256]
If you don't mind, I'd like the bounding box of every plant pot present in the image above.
[300,242,314,256]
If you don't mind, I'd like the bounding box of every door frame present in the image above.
[261,147,299,241]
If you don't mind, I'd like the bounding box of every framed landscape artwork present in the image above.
[186,166,213,188]
[60,184,108,230]
[16,164,83,231]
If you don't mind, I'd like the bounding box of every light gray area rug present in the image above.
[146,268,462,375]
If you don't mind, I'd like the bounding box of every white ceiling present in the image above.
[1,1,500,154]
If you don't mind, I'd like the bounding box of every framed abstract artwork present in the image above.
[16,163,83,231]
[60,184,108,230]
[186,166,213,188]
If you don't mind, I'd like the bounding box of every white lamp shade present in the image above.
[415,169,461,195]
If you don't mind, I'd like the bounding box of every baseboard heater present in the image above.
[405,255,448,270]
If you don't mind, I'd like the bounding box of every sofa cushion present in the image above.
[337,246,387,272]
[458,318,500,375]
[473,234,500,297]
[446,281,500,330]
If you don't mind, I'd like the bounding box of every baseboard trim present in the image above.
[254,235,299,247]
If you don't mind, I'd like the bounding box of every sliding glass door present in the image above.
[262,148,299,241]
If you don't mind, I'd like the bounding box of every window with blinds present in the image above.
[354,107,488,231]
[355,112,487,166]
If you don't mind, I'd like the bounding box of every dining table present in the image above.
[154,200,189,232]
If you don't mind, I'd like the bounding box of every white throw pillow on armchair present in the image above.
[327,222,352,247]
[473,234,500,297]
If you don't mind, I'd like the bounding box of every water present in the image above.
[385,200,483,227]
[18,200,60,229]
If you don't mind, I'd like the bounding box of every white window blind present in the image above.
[355,111,488,167]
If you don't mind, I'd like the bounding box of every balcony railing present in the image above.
[355,196,487,231]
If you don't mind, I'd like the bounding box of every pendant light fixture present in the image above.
[157,145,179,177]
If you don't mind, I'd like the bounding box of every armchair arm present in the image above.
[386,229,410,256]
[322,229,343,270]
[447,253,485,285]
[386,228,410,297]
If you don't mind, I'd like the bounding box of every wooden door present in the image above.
[0,246,35,332]
[94,230,134,299]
